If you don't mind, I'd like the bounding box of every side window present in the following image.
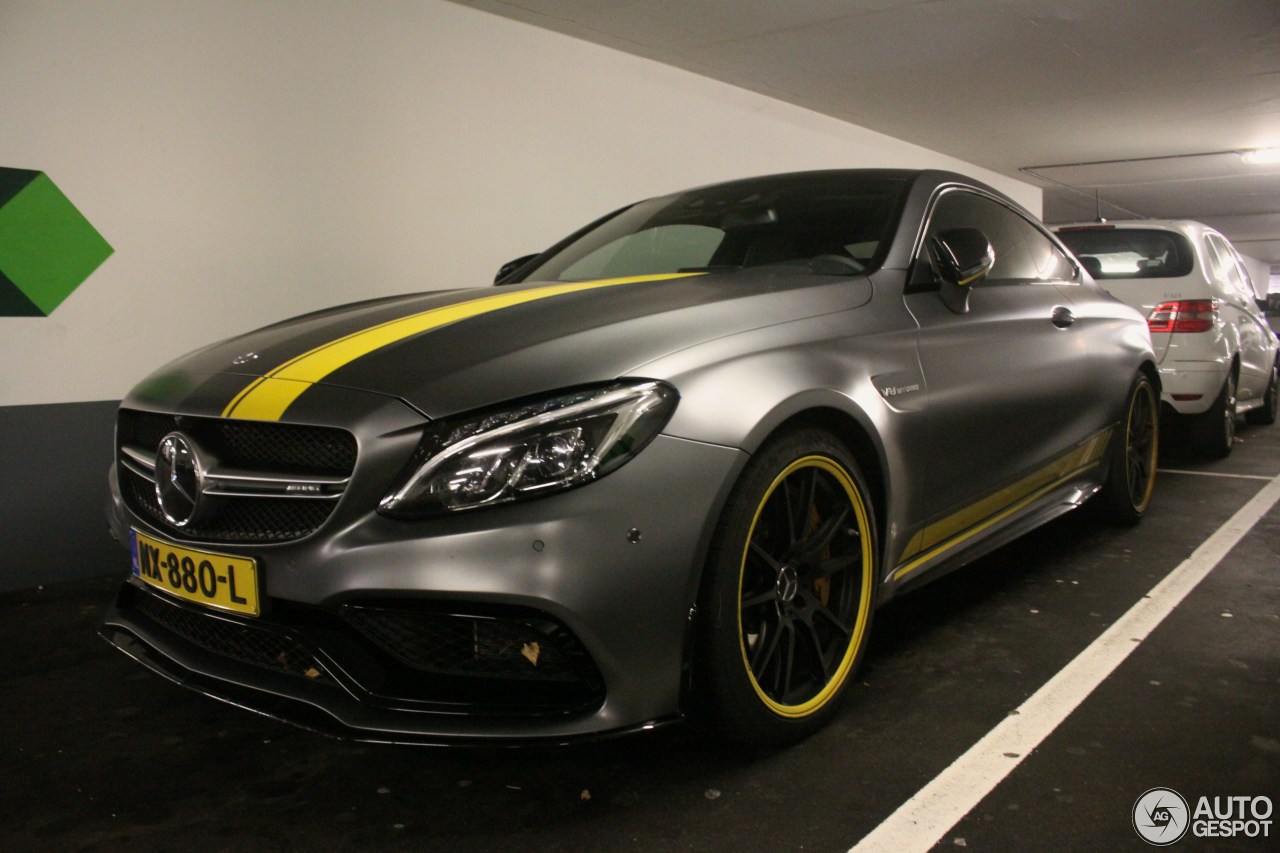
[924,190,1075,285]
[1203,234,1230,284]
[1205,234,1254,301]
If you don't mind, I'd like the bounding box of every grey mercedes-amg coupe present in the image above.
[102,169,1160,745]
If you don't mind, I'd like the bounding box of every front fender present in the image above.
[640,306,927,583]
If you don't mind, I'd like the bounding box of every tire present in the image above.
[1191,371,1237,459]
[695,428,877,746]
[1245,358,1278,426]
[1095,373,1159,526]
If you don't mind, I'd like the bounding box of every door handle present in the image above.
[1051,306,1075,329]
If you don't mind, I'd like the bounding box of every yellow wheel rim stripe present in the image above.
[739,455,874,718]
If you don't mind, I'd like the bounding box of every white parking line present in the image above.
[849,473,1280,853]
[1159,468,1276,481]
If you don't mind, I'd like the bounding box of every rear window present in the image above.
[1056,227,1194,279]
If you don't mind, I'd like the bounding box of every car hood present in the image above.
[126,269,872,422]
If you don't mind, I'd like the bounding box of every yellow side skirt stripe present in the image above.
[892,428,1112,583]
[222,273,701,421]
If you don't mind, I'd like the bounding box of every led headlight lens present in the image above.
[380,381,678,516]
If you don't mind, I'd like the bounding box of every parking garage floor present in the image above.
[2,419,1277,852]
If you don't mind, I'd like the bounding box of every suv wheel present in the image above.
[1244,358,1278,426]
[1192,372,1236,458]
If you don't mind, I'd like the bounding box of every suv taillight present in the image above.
[1147,299,1216,333]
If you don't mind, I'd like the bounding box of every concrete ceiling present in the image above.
[450,0,1280,266]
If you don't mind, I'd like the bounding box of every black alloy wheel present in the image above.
[1097,373,1159,526]
[697,429,876,745]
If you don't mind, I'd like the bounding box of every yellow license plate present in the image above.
[130,529,260,617]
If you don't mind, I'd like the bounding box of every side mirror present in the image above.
[494,253,540,285]
[928,228,994,314]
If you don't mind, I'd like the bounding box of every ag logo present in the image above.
[1133,787,1190,845]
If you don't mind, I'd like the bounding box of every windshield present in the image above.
[1057,227,1195,280]
[519,173,911,282]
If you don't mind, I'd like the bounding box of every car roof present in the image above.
[580,169,1040,274]
[1054,219,1225,241]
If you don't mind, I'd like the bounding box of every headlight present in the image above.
[379,380,678,516]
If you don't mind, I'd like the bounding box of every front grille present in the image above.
[120,471,335,542]
[117,409,357,543]
[219,421,357,473]
[119,411,357,474]
[131,586,333,684]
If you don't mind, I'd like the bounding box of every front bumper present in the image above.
[101,432,746,743]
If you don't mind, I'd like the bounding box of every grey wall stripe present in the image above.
[0,401,119,592]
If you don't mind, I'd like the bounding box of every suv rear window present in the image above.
[1056,227,1194,279]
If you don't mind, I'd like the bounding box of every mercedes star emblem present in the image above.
[155,432,205,527]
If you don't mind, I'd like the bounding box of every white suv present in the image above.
[1056,220,1278,457]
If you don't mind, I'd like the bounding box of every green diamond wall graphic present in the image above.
[0,167,113,316]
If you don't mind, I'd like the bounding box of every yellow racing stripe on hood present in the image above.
[222,273,702,421]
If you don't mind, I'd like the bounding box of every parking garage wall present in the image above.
[0,0,1041,591]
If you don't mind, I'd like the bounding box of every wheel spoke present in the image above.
[801,617,841,681]
[775,623,797,698]
[793,505,850,564]
[780,473,801,547]
[747,539,784,573]
[810,597,855,637]
[749,616,782,673]
[786,470,819,550]
[1127,441,1144,493]
[1128,458,1145,496]
[810,552,856,581]
[772,591,857,698]
[799,599,844,674]
[1129,435,1150,484]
